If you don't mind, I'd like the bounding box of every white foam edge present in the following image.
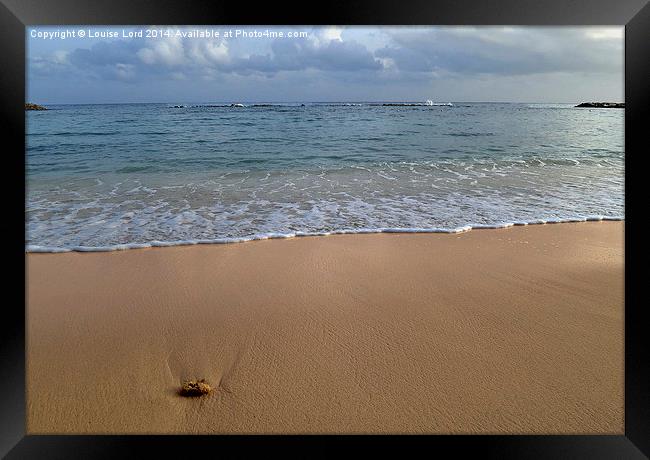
[26,216,624,253]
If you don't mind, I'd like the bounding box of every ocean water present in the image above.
[26,102,624,252]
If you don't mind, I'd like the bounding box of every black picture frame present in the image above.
[1,0,648,457]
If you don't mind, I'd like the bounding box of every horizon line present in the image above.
[26,100,618,106]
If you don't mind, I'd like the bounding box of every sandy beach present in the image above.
[26,221,624,434]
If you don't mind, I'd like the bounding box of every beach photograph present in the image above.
[26,26,624,434]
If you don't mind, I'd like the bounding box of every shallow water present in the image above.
[26,102,624,251]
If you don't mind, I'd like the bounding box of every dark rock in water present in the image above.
[25,103,47,111]
[575,102,624,108]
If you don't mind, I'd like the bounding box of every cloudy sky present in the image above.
[27,26,624,104]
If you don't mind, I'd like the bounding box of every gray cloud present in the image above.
[69,40,141,67]
[33,30,382,82]
[27,27,623,103]
[266,39,382,72]
[376,28,622,76]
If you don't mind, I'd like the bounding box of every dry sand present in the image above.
[26,221,624,434]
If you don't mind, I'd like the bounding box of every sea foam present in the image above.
[26,216,624,253]
[27,102,624,253]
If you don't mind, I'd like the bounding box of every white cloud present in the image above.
[136,47,156,64]
[113,63,135,80]
[378,56,396,70]
[198,41,229,64]
[319,26,343,42]
[137,36,186,66]
[51,50,69,64]
[585,28,623,40]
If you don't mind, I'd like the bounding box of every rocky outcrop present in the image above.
[25,103,47,111]
[575,102,624,108]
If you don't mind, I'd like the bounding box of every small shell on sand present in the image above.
[180,379,212,396]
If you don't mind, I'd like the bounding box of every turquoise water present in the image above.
[26,102,624,251]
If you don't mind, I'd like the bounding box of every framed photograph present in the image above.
[1,0,648,457]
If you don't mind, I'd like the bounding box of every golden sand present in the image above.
[27,221,624,434]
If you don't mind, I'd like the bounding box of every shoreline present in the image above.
[27,221,624,433]
[26,216,624,253]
